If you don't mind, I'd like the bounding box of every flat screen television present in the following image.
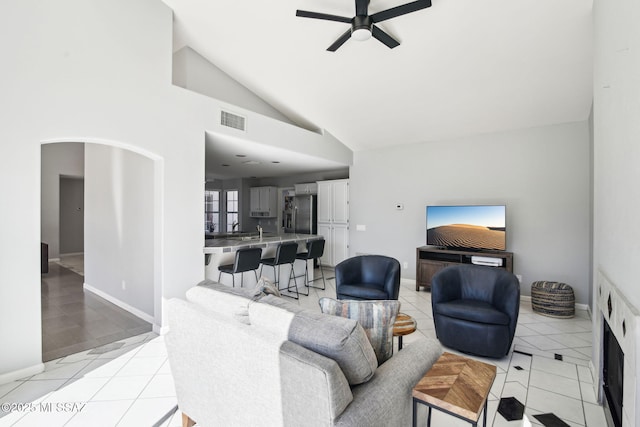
[426,205,506,251]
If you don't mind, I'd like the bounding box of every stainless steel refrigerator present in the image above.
[286,194,317,234]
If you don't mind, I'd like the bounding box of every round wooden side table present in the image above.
[393,313,417,350]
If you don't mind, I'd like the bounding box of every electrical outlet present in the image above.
[121,280,126,290]
[403,261,409,269]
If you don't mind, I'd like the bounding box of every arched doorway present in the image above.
[40,139,163,361]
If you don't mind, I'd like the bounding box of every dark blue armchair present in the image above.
[335,255,401,300]
[431,264,520,358]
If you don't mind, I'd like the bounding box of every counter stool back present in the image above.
[217,247,262,288]
[260,242,300,299]
[295,239,326,294]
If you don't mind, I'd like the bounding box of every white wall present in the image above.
[0,0,352,382]
[593,0,640,312]
[84,144,155,317]
[41,143,85,259]
[349,122,592,304]
[592,1,640,416]
[173,47,295,126]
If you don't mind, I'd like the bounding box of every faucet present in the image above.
[256,225,263,240]
[232,222,239,232]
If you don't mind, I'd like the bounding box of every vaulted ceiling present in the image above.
[164,0,593,154]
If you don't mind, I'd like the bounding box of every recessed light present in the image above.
[236,154,247,158]
[243,160,260,165]
[271,161,280,164]
[221,164,230,167]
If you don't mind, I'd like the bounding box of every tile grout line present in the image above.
[60,336,160,426]
[112,343,171,427]
[577,362,589,427]
[525,384,587,426]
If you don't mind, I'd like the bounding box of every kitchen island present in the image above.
[204,233,323,289]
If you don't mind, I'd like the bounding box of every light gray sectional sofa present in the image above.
[165,281,442,427]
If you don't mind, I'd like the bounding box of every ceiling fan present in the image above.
[296,0,432,51]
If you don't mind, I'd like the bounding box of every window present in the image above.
[204,190,220,232]
[226,190,239,232]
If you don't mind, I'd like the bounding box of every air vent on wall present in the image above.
[220,110,246,131]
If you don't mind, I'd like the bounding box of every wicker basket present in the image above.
[531,281,575,318]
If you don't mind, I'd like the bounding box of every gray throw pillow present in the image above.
[318,298,401,364]
[251,295,378,385]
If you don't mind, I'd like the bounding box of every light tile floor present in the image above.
[1,271,607,426]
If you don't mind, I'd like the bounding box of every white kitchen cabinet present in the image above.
[330,223,349,265]
[317,222,332,266]
[250,186,277,217]
[294,182,317,195]
[317,179,349,266]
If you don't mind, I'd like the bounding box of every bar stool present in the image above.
[218,247,262,288]
[260,242,299,299]
[295,239,326,295]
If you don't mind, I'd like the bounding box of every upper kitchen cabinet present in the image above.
[317,179,349,267]
[294,182,318,195]
[317,180,349,224]
[250,186,277,217]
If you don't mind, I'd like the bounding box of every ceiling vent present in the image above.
[220,110,246,131]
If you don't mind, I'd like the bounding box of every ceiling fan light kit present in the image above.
[351,15,373,41]
[296,0,432,51]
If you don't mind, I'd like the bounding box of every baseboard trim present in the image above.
[83,282,155,325]
[0,363,45,385]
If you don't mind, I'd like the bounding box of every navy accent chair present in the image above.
[335,255,401,300]
[431,264,520,358]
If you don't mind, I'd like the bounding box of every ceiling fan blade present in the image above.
[372,25,400,49]
[370,0,431,23]
[355,0,369,16]
[327,29,352,51]
[296,10,351,23]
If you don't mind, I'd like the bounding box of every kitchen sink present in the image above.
[239,236,262,241]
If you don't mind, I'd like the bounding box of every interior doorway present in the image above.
[59,176,84,256]
[41,141,157,361]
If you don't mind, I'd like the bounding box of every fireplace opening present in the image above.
[603,320,624,427]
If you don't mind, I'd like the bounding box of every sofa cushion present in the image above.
[319,298,400,364]
[187,278,281,324]
[434,299,510,325]
[249,295,378,385]
[186,280,255,323]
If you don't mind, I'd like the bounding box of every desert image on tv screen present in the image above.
[427,205,506,250]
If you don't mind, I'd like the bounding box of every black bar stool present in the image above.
[260,242,299,299]
[218,247,262,288]
[295,239,326,294]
